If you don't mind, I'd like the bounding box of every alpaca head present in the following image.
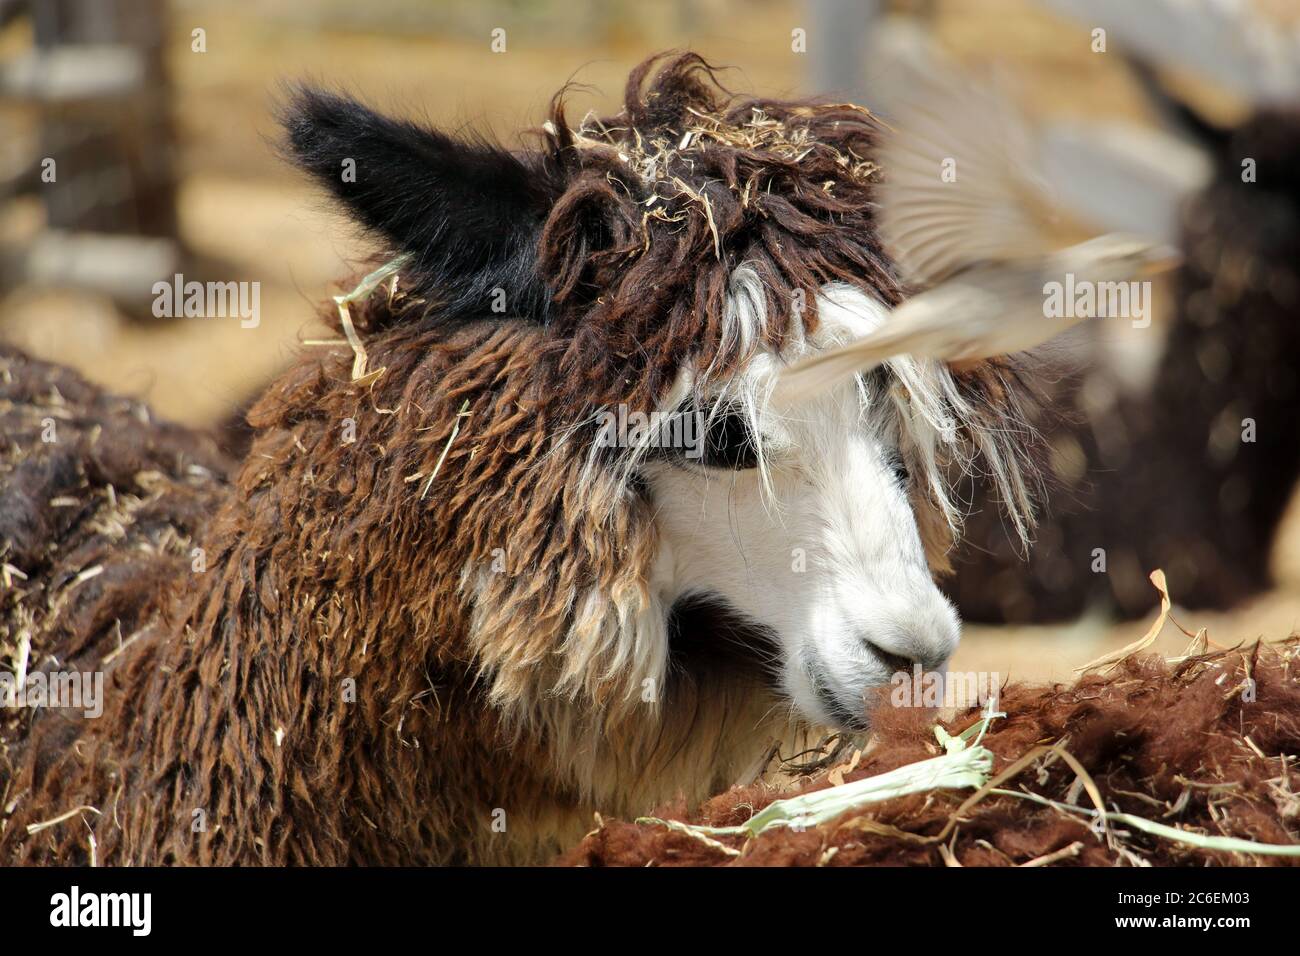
[637,282,967,729]
[281,54,1037,735]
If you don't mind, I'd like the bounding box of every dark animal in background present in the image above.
[949,107,1300,622]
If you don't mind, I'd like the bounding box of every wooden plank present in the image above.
[5,230,179,304]
[0,46,145,104]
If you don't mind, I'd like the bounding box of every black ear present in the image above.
[281,86,561,322]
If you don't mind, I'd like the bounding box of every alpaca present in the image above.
[0,54,1039,865]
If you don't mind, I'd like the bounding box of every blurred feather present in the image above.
[778,62,1180,406]
[876,63,1057,285]
[1039,120,1212,244]
[776,237,1179,406]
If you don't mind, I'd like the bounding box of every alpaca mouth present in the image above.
[806,663,871,731]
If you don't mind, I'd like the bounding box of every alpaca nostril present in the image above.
[861,611,958,674]
[863,636,951,676]
[863,642,916,676]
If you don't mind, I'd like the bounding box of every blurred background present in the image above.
[1,0,1298,683]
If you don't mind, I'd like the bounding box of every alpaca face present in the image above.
[641,283,959,729]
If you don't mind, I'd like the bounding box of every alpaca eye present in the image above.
[699,409,759,471]
[890,456,910,485]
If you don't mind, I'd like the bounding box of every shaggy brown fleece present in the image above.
[0,53,1038,866]
[0,347,231,801]
[562,641,1300,866]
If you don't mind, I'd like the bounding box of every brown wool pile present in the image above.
[0,347,231,788]
[561,640,1300,866]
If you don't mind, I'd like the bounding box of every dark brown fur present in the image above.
[0,346,229,829]
[563,641,1300,866]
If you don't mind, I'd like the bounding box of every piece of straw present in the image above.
[13,627,31,693]
[1075,569,1172,675]
[419,400,471,501]
[26,804,101,835]
[992,788,1300,858]
[334,254,413,381]
[639,710,1000,840]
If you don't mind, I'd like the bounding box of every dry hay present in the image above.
[556,97,881,261]
[0,346,231,817]
[562,629,1300,867]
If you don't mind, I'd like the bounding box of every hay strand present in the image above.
[333,254,413,380]
[418,400,471,501]
[1076,569,1172,675]
[25,805,101,836]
